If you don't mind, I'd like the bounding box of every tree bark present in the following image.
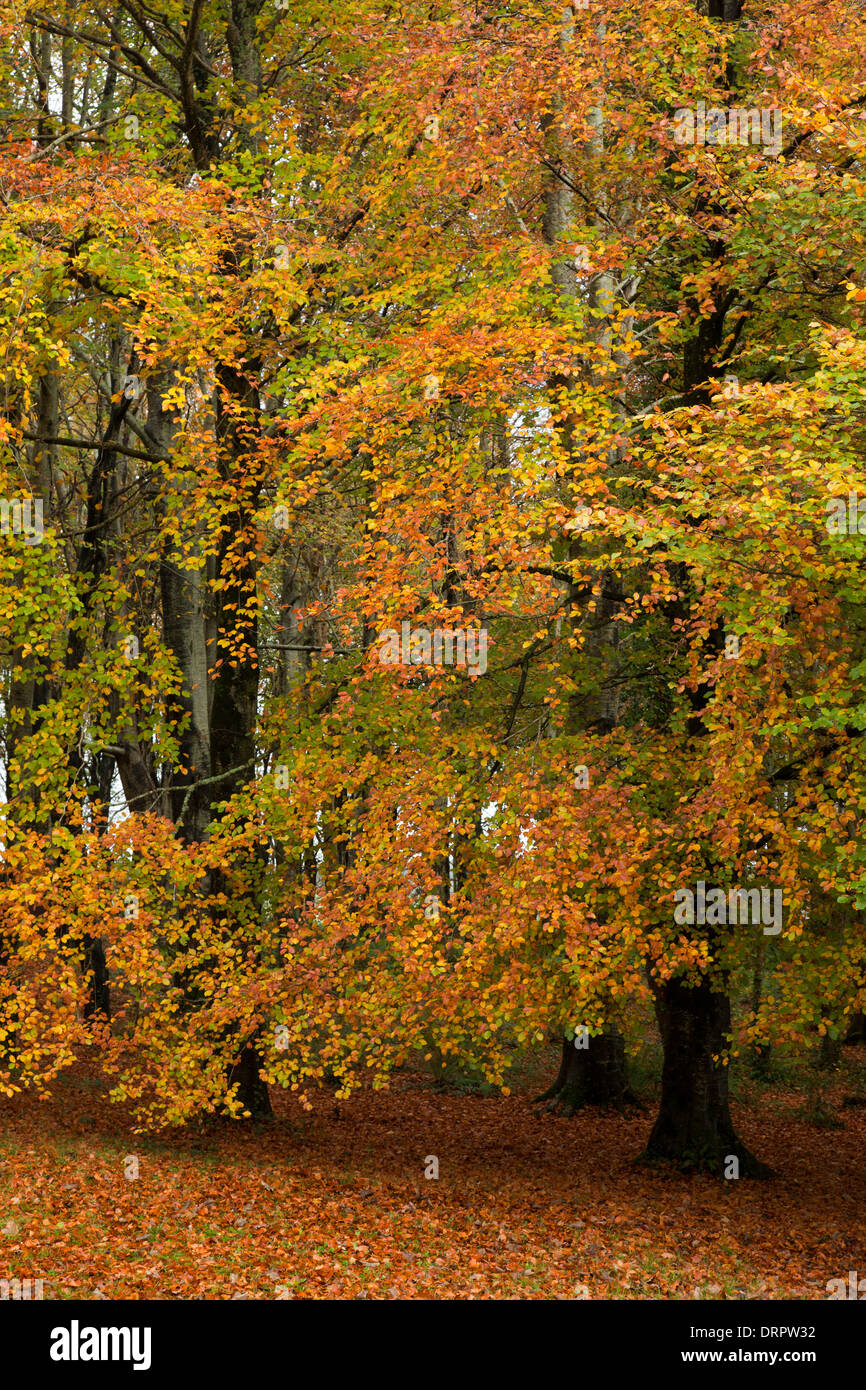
[226,1044,272,1121]
[82,935,111,1023]
[642,974,771,1176]
[537,1025,634,1114]
[149,371,213,846]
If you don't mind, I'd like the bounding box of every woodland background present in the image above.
[0,0,865,1298]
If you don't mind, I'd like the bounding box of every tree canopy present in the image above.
[1,0,865,1174]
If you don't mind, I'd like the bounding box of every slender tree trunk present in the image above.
[209,356,272,1119]
[150,372,213,846]
[748,933,771,1076]
[82,935,110,1022]
[538,33,634,1106]
[62,340,134,1021]
[18,360,118,1024]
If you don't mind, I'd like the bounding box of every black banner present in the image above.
[1,1296,858,1378]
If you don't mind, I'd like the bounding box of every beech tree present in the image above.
[0,0,864,1177]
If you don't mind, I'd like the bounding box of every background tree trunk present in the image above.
[537,1024,634,1115]
[844,1012,866,1046]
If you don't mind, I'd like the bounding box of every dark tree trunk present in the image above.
[227,1044,273,1120]
[60,344,133,1023]
[642,975,771,1177]
[208,359,271,1123]
[537,1024,634,1114]
[844,1011,866,1045]
[816,1028,843,1070]
[749,1039,772,1078]
[82,935,110,1023]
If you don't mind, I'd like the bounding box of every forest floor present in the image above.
[0,1046,864,1300]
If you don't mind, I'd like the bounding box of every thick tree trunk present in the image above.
[537,1025,633,1114]
[642,975,771,1177]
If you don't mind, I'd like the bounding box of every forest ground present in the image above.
[0,1045,863,1300]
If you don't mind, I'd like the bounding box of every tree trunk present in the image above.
[816,1027,843,1071]
[537,1024,634,1114]
[227,1044,272,1120]
[82,934,110,1023]
[748,933,771,1076]
[536,10,640,1114]
[149,371,213,846]
[642,975,771,1177]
